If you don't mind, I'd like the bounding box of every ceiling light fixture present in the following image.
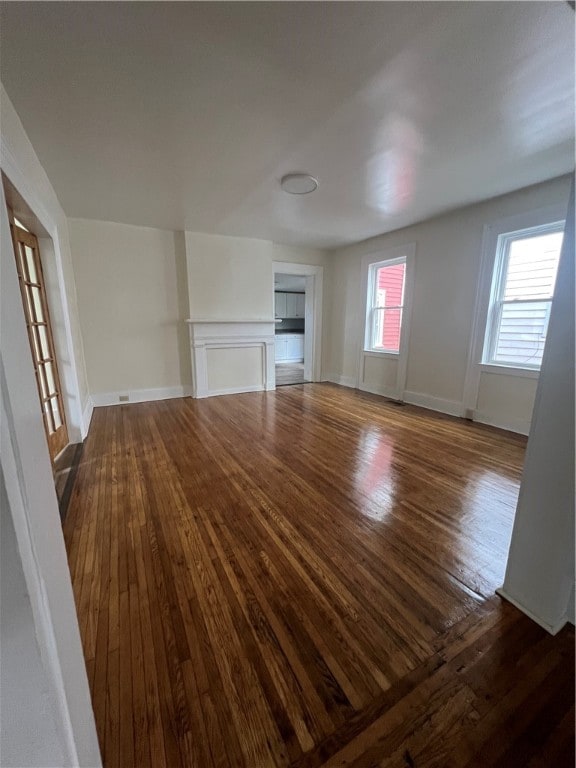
[280,173,318,195]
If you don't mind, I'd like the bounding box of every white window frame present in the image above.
[364,255,407,355]
[358,243,415,399]
[463,204,566,416]
[482,221,563,371]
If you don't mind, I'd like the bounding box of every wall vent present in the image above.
[119,394,129,402]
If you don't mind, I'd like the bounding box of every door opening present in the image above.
[9,211,69,462]
[272,261,324,389]
[274,273,307,386]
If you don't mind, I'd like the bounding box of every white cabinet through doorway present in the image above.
[275,292,305,319]
[275,334,304,362]
[275,292,287,318]
[286,293,305,318]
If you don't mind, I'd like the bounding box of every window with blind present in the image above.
[483,223,564,370]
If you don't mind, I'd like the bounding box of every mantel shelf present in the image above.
[186,318,275,324]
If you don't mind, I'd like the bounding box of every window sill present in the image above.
[363,349,400,359]
[479,363,539,379]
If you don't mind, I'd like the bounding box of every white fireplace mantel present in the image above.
[186,319,276,398]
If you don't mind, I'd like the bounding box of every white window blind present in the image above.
[484,227,563,369]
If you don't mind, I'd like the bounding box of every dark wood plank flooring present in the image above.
[54,441,83,520]
[62,384,575,767]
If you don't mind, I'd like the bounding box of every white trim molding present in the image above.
[496,588,567,636]
[2,137,86,444]
[360,381,400,400]
[324,373,357,389]
[473,410,531,436]
[479,363,539,380]
[403,391,465,417]
[358,243,416,400]
[272,261,324,383]
[187,320,275,399]
[0,180,101,767]
[463,204,567,422]
[91,385,192,408]
[81,396,94,438]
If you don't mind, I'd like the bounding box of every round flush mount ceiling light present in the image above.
[280,173,318,195]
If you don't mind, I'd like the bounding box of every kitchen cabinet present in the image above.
[275,292,305,319]
[296,293,305,317]
[275,292,287,318]
[275,334,304,362]
[275,337,287,362]
[286,335,303,360]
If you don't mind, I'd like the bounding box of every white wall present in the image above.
[69,218,191,404]
[66,225,330,402]
[271,242,329,267]
[186,232,274,320]
[498,180,574,633]
[1,85,89,439]
[0,468,67,768]
[184,231,330,393]
[327,175,572,430]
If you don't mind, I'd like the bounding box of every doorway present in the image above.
[7,205,81,517]
[9,213,69,460]
[274,273,307,385]
[3,169,88,516]
[272,262,324,388]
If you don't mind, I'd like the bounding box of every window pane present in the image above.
[372,307,403,352]
[375,262,406,307]
[504,232,562,301]
[14,217,30,232]
[43,399,55,433]
[38,324,50,360]
[30,326,41,362]
[51,397,62,429]
[24,245,38,283]
[493,300,550,367]
[31,286,44,322]
[38,365,49,400]
[44,361,56,396]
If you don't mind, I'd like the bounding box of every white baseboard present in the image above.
[473,410,531,436]
[322,379,531,436]
[81,397,94,439]
[91,385,192,408]
[496,587,567,636]
[403,390,464,417]
[359,382,399,400]
[200,384,265,399]
[324,373,357,389]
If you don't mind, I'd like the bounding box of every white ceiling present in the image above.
[1,2,574,249]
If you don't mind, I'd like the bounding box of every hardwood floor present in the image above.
[276,362,306,386]
[54,441,83,520]
[63,384,575,768]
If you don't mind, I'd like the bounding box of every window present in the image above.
[365,257,406,353]
[483,223,564,370]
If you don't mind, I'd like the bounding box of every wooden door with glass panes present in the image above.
[10,221,69,460]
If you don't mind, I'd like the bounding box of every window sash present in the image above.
[486,298,552,369]
[483,222,563,370]
[370,306,404,353]
[365,256,406,353]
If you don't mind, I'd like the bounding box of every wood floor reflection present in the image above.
[63,384,575,767]
[276,362,306,386]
